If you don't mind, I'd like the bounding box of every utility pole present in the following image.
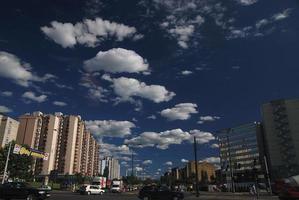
[264,156,272,195]
[193,137,200,197]
[2,142,12,184]
[131,151,134,177]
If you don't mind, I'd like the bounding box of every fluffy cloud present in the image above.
[161,103,198,121]
[169,25,194,49]
[99,141,133,158]
[236,0,258,6]
[0,91,13,97]
[103,75,175,103]
[165,161,173,166]
[85,120,135,138]
[142,160,153,165]
[181,70,193,75]
[0,51,55,87]
[272,9,292,21]
[181,159,189,163]
[22,91,47,103]
[84,48,149,74]
[124,128,214,149]
[197,116,220,124]
[0,105,12,113]
[41,18,142,48]
[147,115,157,120]
[80,73,108,102]
[53,101,67,106]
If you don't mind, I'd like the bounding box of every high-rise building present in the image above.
[99,157,120,180]
[218,122,265,187]
[262,99,299,178]
[0,115,19,148]
[16,112,99,176]
[80,130,91,176]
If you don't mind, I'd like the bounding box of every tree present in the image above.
[0,141,33,181]
[103,166,109,179]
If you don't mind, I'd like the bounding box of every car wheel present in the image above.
[173,196,179,200]
[87,191,91,195]
[100,192,103,195]
[26,194,34,200]
[143,196,150,200]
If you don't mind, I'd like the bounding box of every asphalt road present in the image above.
[49,191,280,200]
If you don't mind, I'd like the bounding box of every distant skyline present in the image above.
[0,0,299,178]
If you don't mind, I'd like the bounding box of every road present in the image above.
[49,191,280,200]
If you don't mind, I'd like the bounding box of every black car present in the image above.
[138,185,184,200]
[0,182,51,200]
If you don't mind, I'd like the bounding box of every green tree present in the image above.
[103,166,109,179]
[0,141,33,181]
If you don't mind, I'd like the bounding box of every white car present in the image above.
[80,185,105,195]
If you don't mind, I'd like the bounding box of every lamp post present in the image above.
[193,137,200,197]
[2,142,12,184]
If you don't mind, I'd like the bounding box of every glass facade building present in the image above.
[218,122,266,189]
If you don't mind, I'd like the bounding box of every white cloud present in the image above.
[142,160,153,165]
[121,161,128,165]
[22,91,47,103]
[147,115,157,120]
[197,116,220,124]
[124,128,214,150]
[161,103,198,121]
[99,142,133,158]
[0,51,55,87]
[80,73,108,102]
[169,25,194,49]
[0,91,13,97]
[103,75,175,103]
[165,161,173,166]
[200,156,220,165]
[272,9,292,21]
[211,143,219,148]
[236,0,258,6]
[41,18,142,48]
[0,105,12,113]
[181,159,189,163]
[84,48,149,74]
[53,101,67,106]
[85,120,135,138]
[181,70,193,75]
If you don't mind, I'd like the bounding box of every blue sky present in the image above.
[0,0,298,178]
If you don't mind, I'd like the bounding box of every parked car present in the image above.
[277,175,299,200]
[138,185,184,200]
[0,182,50,200]
[79,185,105,195]
[38,185,52,191]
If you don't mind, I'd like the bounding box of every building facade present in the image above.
[0,115,19,148]
[185,161,216,182]
[99,157,120,180]
[262,99,299,179]
[218,122,265,186]
[16,112,99,176]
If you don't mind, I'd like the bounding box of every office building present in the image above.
[0,115,19,148]
[218,122,265,186]
[262,99,299,178]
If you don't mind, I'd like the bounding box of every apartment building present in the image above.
[99,157,120,180]
[0,114,19,148]
[16,112,100,176]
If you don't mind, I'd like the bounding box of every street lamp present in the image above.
[193,137,200,197]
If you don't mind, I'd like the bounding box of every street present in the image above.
[49,191,280,200]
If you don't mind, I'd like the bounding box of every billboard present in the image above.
[13,144,49,161]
